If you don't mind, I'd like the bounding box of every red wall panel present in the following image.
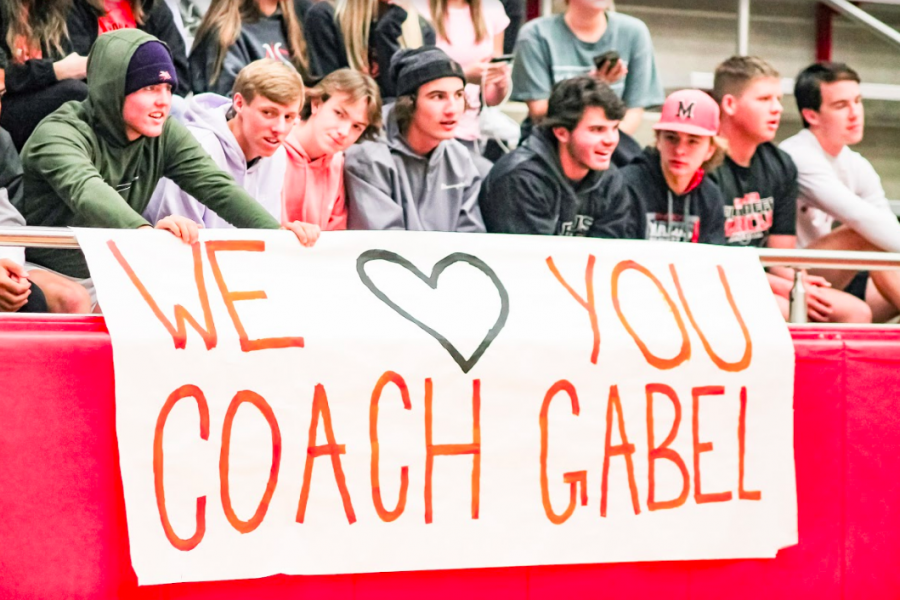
[0,318,897,599]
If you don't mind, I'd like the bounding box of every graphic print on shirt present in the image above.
[262,43,292,65]
[646,213,700,243]
[98,0,138,34]
[724,192,774,245]
[559,214,594,236]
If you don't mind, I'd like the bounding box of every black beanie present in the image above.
[390,46,465,98]
[124,41,178,96]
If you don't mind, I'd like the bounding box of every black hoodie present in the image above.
[619,147,726,245]
[478,126,640,238]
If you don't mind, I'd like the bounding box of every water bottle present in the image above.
[789,270,807,324]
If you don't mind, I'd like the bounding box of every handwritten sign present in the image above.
[77,229,797,585]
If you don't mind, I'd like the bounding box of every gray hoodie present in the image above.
[343,110,485,232]
[144,93,287,227]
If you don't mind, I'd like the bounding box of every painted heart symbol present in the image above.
[357,250,510,374]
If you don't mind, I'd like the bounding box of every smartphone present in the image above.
[593,50,620,71]
[490,54,514,64]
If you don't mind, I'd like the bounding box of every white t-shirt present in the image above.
[780,128,900,252]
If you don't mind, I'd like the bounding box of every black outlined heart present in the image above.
[357,250,510,374]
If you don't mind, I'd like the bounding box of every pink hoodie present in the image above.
[282,131,348,230]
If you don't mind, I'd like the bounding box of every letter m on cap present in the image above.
[676,101,695,120]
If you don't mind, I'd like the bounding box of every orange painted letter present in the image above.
[738,386,762,500]
[296,384,356,524]
[220,390,282,533]
[109,240,217,350]
[425,378,481,524]
[154,384,209,551]
[670,264,752,373]
[646,384,690,511]
[601,385,641,517]
[546,255,600,364]
[370,371,412,522]
[205,240,304,352]
[540,380,587,524]
[692,386,733,504]
[611,260,690,370]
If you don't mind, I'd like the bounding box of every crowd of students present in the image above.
[0,0,896,324]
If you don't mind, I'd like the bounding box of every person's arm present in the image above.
[373,5,412,98]
[619,19,665,135]
[481,12,511,107]
[498,0,524,55]
[791,150,900,253]
[64,0,100,56]
[588,172,642,239]
[325,172,348,231]
[698,183,727,245]
[456,165,485,233]
[305,2,345,79]
[479,166,558,234]
[510,27,551,112]
[344,142,406,230]
[142,177,207,225]
[141,0,191,97]
[0,188,26,266]
[161,119,279,229]
[0,258,32,312]
[23,121,151,228]
[619,108,644,137]
[0,129,23,208]
[765,234,798,284]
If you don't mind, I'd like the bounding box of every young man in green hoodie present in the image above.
[18,29,318,287]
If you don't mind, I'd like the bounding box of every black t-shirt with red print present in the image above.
[709,142,798,247]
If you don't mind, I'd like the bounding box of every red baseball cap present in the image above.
[653,89,720,136]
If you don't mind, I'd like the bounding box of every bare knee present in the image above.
[60,282,92,314]
[48,280,92,314]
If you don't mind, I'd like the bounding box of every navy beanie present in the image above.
[390,46,465,98]
[124,41,178,96]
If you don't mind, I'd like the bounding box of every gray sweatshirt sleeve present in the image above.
[0,189,26,265]
[143,177,208,225]
[456,164,486,233]
[344,142,406,230]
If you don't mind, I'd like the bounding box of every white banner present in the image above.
[77,229,797,585]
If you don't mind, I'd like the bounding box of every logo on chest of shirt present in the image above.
[115,176,140,197]
[724,192,775,243]
[559,214,594,237]
[646,213,700,243]
[263,43,292,65]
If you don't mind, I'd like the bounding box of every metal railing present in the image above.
[2,227,897,268]
[2,227,899,324]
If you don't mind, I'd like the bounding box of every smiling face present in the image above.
[554,106,619,178]
[308,92,371,155]
[656,130,715,180]
[407,77,466,147]
[804,79,864,147]
[122,83,172,141]
[723,76,783,144]
[230,92,302,161]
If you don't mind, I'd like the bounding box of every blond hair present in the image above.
[232,58,305,105]
[193,0,307,86]
[301,68,382,140]
[334,0,425,74]
[3,0,73,58]
[712,56,780,103]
